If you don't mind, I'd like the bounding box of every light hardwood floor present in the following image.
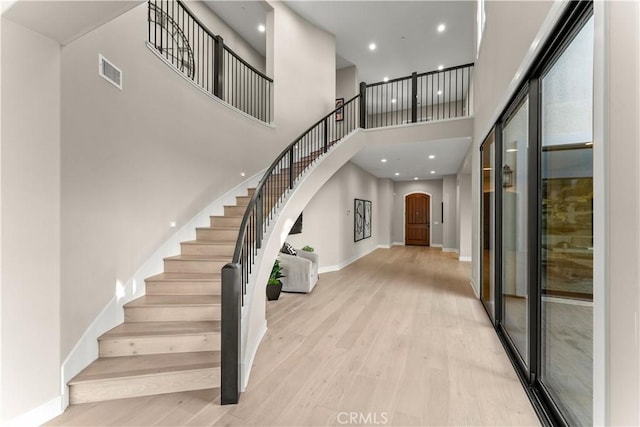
[47,246,540,426]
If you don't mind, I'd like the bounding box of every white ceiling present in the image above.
[3,1,143,45]
[205,1,476,179]
[203,1,269,56]
[351,137,472,181]
[284,1,475,83]
[205,1,475,84]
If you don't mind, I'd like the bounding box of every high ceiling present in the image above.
[205,1,476,180]
[205,1,475,84]
[284,1,475,83]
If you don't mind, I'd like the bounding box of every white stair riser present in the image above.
[196,228,238,241]
[69,368,219,404]
[125,305,220,322]
[145,281,220,296]
[164,259,227,273]
[181,243,234,257]
[99,333,219,357]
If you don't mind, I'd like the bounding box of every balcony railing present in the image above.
[360,63,474,129]
[148,0,273,123]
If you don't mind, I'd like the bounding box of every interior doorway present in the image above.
[405,193,430,246]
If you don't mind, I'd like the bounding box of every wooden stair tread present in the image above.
[196,225,238,230]
[146,272,221,282]
[69,351,220,384]
[163,255,230,262]
[182,240,234,246]
[125,295,220,307]
[100,321,220,340]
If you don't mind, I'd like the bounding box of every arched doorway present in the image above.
[405,193,431,246]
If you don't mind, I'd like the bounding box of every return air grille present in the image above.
[98,54,122,90]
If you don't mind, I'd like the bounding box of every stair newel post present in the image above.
[323,117,329,153]
[288,147,295,190]
[221,263,241,405]
[411,72,418,123]
[255,192,263,249]
[213,35,224,100]
[359,82,367,129]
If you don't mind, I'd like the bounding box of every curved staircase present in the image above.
[67,189,256,404]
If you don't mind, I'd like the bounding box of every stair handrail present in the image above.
[221,94,360,404]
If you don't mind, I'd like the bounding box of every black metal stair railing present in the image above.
[360,63,474,129]
[220,95,360,404]
[219,62,474,405]
[148,0,273,123]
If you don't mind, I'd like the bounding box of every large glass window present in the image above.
[501,97,530,367]
[480,131,496,321]
[540,16,594,426]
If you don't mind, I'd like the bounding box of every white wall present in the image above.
[336,65,358,101]
[1,18,61,423]
[268,1,335,140]
[457,173,472,261]
[391,180,443,246]
[287,162,390,270]
[602,2,640,424]
[442,175,457,251]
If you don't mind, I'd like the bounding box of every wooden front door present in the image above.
[405,193,430,246]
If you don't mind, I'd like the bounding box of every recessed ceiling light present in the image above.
[241,172,246,177]
[369,43,377,51]
[414,177,419,180]
[437,23,446,33]
[391,98,397,104]
[381,158,387,163]
[383,77,389,82]
[430,170,436,174]
[428,155,436,159]
[258,24,265,33]
[437,90,442,96]
[394,172,400,176]
[438,65,444,71]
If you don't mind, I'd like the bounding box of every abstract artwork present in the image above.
[354,199,372,242]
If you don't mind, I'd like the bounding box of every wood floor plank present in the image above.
[47,246,540,427]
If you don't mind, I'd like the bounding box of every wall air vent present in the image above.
[98,54,122,90]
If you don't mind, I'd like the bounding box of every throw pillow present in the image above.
[281,242,297,256]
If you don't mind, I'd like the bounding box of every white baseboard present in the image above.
[459,256,472,262]
[318,244,390,274]
[6,396,62,427]
[469,278,480,298]
[241,321,267,392]
[431,243,443,248]
[442,247,459,253]
[59,171,264,409]
[392,241,404,246]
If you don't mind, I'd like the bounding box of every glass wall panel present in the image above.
[480,131,496,321]
[501,97,529,367]
[540,16,594,426]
